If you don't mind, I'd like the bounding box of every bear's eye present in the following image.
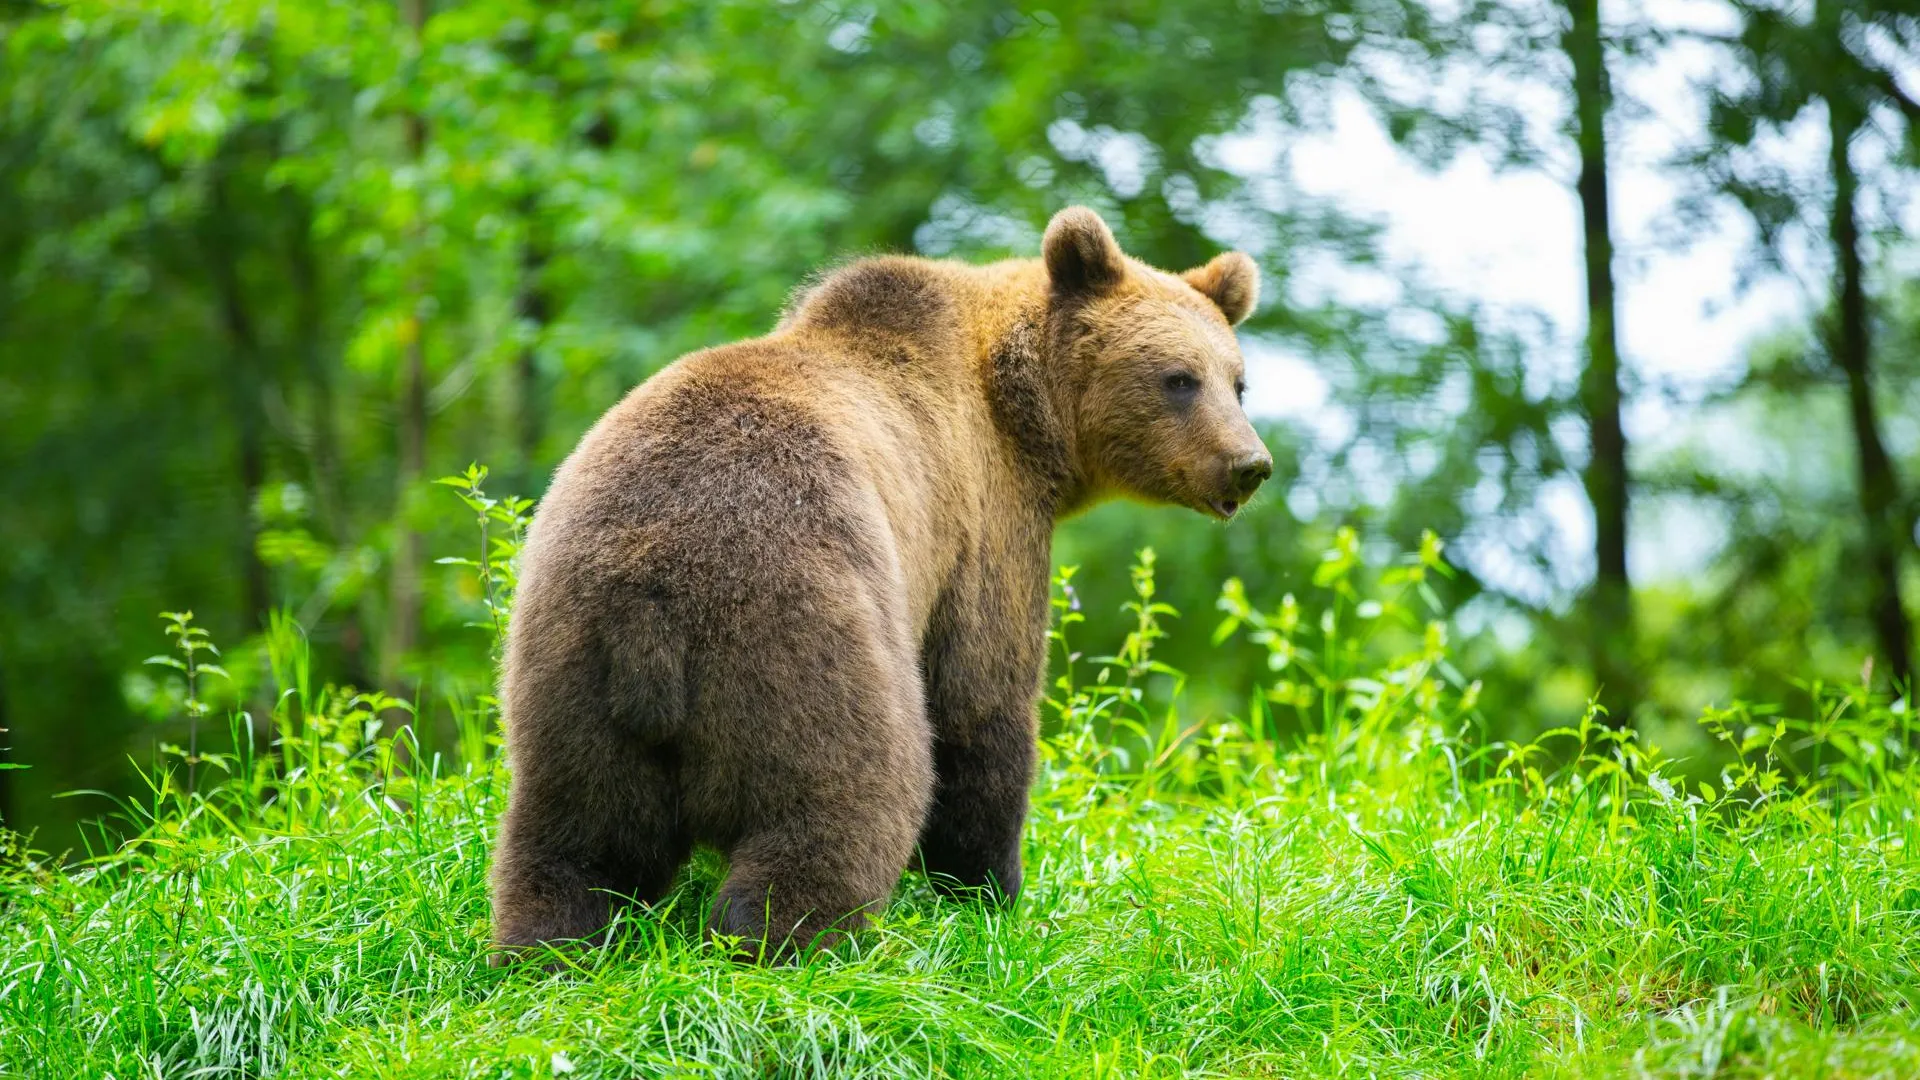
[1235,379,1247,401]
[1163,372,1199,395]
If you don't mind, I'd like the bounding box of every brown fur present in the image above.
[489,207,1270,963]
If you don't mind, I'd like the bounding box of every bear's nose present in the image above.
[1231,453,1273,498]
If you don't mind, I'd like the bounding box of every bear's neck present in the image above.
[786,254,1096,518]
[965,262,1095,519]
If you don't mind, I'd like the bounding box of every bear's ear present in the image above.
[1182,252,1260,325]
[1043,207,1126,296]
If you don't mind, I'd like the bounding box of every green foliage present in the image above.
[141,610,231,794]
[434,463,535,652]
[1,0,1916,881]
[0,0,1447,841]
[3,0,1917,1064]
[3,488,1919,1076]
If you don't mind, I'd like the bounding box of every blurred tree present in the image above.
[385,0,433,708]
[1312,0,1656,723]
[1561,0,1639,723]
[1687,0,1919,690]
[0,661,13,830]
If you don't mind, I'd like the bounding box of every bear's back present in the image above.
[522,256,1019,643]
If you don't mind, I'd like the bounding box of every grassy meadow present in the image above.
[3,482,1918,1079]
[8,4,1920,1076]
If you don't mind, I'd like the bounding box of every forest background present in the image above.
[2,0,1917,845]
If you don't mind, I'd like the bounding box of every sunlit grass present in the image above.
[4,482,1917,1077]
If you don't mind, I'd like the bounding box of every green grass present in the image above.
[5,496,1920,1077]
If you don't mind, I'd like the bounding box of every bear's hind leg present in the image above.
[710,793,927,961]
[489,745,688,966]
[702,650,934,960]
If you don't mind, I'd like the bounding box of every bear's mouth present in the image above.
[1207,497,1241,519]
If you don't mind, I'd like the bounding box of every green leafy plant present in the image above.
[435,463,535,654]
[142,610,230,796]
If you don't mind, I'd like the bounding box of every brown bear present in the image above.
[490,206,1270,962]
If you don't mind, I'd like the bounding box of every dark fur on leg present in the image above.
[918,722,1034,903]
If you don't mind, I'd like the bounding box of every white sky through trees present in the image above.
[1234,0,1916,596]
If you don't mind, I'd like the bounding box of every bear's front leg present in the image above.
[917,558,1048,903]
[917,713,1036,902]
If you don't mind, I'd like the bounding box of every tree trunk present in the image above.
[514,198,549,495]
[285,193,374,691]
[205,165,272,632]
[0,655,14,834]
[1827,96,1915,690]
[285,196,348,548]
[388,323,426,694]
[384,0,430,711]
[1564,0,1638,725]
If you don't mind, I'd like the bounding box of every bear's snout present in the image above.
[1207,450,1272,518]
[1231,453,1272,499]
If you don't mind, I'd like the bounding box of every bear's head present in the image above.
[1043,207,1272,520]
